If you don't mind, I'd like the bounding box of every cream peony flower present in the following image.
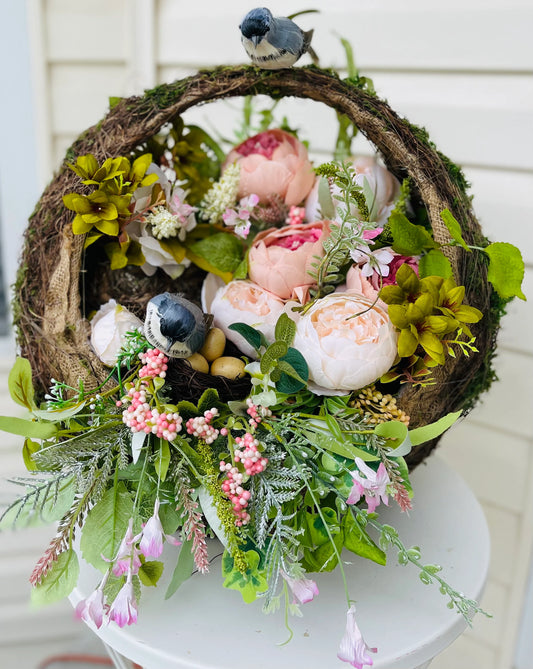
[292,292,398,391]
[90,299,143,367]
[209,280,285,358]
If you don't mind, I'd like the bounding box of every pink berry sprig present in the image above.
[246,398,272,431]
[219,431,268,526]
[234,432,268,476]
[285,205,306,226]
[219,462,251,526]
[186,408,220,444]
[139,348,168,379]
[119,385,182,440]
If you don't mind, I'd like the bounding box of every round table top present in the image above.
[70,455,490,669]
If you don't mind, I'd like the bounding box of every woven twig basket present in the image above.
[15,66,496,468]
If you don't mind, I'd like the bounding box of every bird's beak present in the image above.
[251,35,262,47]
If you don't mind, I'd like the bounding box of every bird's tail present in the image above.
[303,29,319,66]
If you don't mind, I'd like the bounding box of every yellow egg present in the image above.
[199,327,227,362]
[186,352,209,374]
[210,356,246,380]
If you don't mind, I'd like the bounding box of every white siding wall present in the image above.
[1,1,531,667]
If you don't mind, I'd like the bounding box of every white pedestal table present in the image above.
[70,455,490,669]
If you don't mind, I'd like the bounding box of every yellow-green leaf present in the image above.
[485,242,526,301]
[8,357,36,410]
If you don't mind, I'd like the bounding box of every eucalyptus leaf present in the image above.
[228,322,261,350]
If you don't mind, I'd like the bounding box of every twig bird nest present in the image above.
[14,65,499,468]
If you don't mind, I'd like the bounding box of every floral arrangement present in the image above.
[0,94,525,668]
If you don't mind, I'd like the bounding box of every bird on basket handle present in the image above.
[239,8,319,69]
[144,293,206,358]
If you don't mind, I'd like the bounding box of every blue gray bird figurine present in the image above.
[240,7,318,69]
[144,293,205,358]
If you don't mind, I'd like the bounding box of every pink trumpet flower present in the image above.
[137,498,181,559]
[75,576,109,629]
[108,573,138,628]
[337,605,377,668]
[281,571,319,604]
[103,518,142,577]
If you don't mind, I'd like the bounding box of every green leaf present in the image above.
[374,420,409,454]
[155,439,171,482]
[303,428,379,461]
[302,529,344,573]
[277,347,308,389]
[274,313,296,345]
[419,249,453,279]
[31,549,79,607]
[80,482,135,572]
[138,560,164,587]
[228,322,261,350]
[342,512,387,565]
[440,209,470,252]
[32,401,86,422]
[260,341,288,374]
[222,550,268,603]
[409,410,462,446]
[307,508,340,547]
[317,176,336,219]
[390,213,438,256]
[0,416,57,439]
[188,233,243,274]
[165,539,194,599]
[8,357,36,410]
[22,438,40,471]
[484,242,526,300]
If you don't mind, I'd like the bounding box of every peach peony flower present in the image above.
[210,280,285,358]
[306,155,401,227]
[248,222,329,300]
[292,292,398,391]
[344,266,381,303]
[224,129,315,206]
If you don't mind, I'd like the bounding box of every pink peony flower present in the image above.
[306,155,401,227]
[281,571,319,605]
[292,292,398,391]
[338,605,377,668]
[136,498,181,559]
[248,222,329,300]
[90,300,143,367]
[347,457,390,513]
[224,129,315,206]
[210,280,286,358]
[380,253,419,287]
[108,576,138,628]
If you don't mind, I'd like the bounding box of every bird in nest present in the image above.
[144,293,207,358]
[240,8,319,69]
